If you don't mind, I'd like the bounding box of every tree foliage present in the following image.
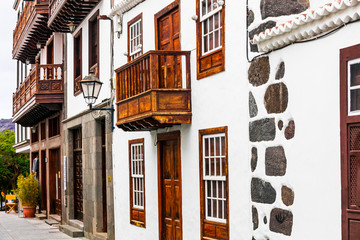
[0,130,29,192]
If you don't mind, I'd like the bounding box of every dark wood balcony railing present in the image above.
[115,50,192,131]
[13,0,51,62]
[13,63,64,115]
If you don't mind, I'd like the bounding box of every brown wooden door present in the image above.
[156,2,182,89]
[49,148,61,215]
[73,129,83,221]
[340,45,360,240]
[40,151,47,211]
[158,132,182,240]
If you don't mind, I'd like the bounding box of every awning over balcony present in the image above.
[48,0,100,32]
[13,0,52,63]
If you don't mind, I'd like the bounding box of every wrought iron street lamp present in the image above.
[80,71,114,130]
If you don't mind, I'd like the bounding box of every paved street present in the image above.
[0,211,87,240]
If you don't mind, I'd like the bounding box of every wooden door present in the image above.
[73,128,83,221]
[340,45,360,240]
[40,150,47,211]
[49,148,61,215]
[156,1,182,89]
[158,132,182,240]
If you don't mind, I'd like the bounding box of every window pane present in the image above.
[207,0,212,13]
[205,138,209,156]
[205,158,210,176]
[210,158,215,176]
[209,15,214,32]
[351,63,360,87]
[203,35,208,53]
[351,89,360,111]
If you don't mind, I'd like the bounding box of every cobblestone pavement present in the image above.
[0,211,87,240]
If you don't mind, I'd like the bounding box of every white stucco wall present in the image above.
[66,0,112,118]
[112,0,251,239]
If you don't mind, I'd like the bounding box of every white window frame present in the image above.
[348,58,360,116]
[200,0,223,56]
[203,133,226,223]
[131,142,144,209]
[129,19,142,61]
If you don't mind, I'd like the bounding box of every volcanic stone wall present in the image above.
[248,56,295,239]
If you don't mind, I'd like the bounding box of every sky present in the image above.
[0,1,16,119]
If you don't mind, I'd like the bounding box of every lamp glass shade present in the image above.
[36,42,41,50]
[80,71,103,105]
[68,22,76,33]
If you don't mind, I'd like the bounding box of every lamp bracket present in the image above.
[89,103,115,131]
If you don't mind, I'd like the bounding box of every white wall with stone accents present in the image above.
[247,0,360,239]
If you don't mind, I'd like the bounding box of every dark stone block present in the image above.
[248,9,255,26]
[252,237,256,240]
[249,92,258,118]
[278,120,283,130]
[251,177,276,204]
[275,61,285,80]
[264,83,288,114]
[248,56,270,87]
[260,0,309,19]
[249,21,277,40]
[264,216,268,224]
[282,185,294,206]
[252,206,259,230]
[249,118,276,142]
[270,208,293,236]
[265,146,287,176]
[251,147,258,172]
[285,120,295,140]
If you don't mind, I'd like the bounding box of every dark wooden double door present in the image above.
[73,128,83,221]
[158,132,182,240]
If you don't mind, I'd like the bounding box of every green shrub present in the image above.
[16,173,40,207]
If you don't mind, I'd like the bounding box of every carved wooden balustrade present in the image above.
[115,50,192,131]
[13,1,35,50]
[13,64,64,115]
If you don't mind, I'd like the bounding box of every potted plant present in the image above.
[16,173,40,218]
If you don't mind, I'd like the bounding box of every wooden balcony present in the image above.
[13,0,51,63]
[12,64,64,127]
[48,0,100,32]
[115,51,192,131]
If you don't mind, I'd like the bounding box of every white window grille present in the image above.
[348,58,360,115]
[129,19,142,61]
[200,0,223,55]
[203,133,226,223]
[131,142,144,209]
